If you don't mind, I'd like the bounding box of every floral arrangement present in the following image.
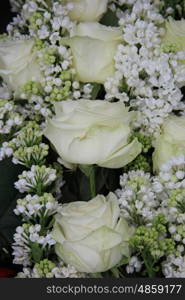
[1,0,185,278]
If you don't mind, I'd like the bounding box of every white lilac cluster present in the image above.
[12,225,32,266]
[16,260,86,278]
[8,1,73,37]
[105,0,185,135]
[12,224,55,266]
[4,111,65,275]
[12,162,64,275]
[36,45,93,103]
[156,156,185,248]
[7,0,93,112]
[0,99,23,135]
[14,165,57,194]
[116,156,185,277]
[158,155,185,190]
[22,95,53,120]
[116,170,161,225]
[0,142,13,161]
[14,193,61,220]
[12,143,49,167]
[7,0,185,136]
[126,256,142,274]
[9,0,26,13]
[9,121,42,148]
[162,254,185,278]
[0,99,24,160]
[1,121,50,167]
[116,156,185,227]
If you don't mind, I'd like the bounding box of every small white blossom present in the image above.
[163,255,185,278]
[126,256,142,274]
[15,165,57,193]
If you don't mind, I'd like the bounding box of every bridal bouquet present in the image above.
[1,0,185,278]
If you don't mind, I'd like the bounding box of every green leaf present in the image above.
[110,267,121,278]
[79,164,93,178]
[100,9,119,27]
[79,174,91,201]
[79,165,96,198]
[91,83,102,100]
[30,242,43,263]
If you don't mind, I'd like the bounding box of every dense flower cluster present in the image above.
[0,0,185,278]
[116,156,185,277]
[105,0,185,135]
[17,259,86,278]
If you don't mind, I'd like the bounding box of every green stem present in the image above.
[143,253,156,278]
[111,267,121,278]
[89,166,96,198]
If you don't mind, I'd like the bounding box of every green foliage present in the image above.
[91,83,102,100]
[123,154,152,173]
[100,9,119,27]
[119,79,130,93]
[30,242,44,263]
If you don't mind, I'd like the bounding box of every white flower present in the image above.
[126,256,142,273]
[52,193,134,273]
[14,166,57,193]
[44,100,142,169]
[153,115,185,173]
[65,0,108,22]
[62,22,122,83]
[0,38,42,93]
[37,25,50,39]
[162,255,185,278]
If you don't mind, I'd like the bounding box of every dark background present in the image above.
[0,1,15,34]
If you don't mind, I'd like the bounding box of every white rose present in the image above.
[153,115,185,172]
[44,100,142,169]
[65,0,108,22]
[52,193,134,273]
[62,22,122,83]
[0,38,42,92]
[162,19,185,52]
